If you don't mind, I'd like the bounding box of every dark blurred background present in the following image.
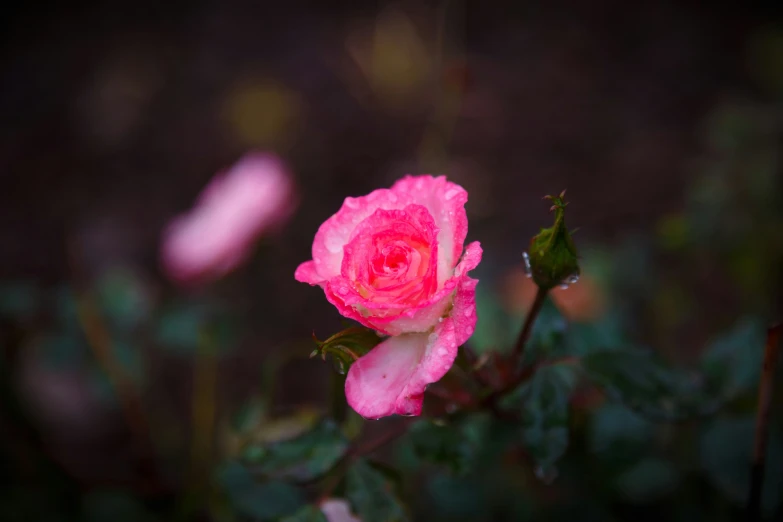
[2,1,783,520]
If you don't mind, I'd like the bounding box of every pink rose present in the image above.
[161,152,296,284]
[295,175,482,418]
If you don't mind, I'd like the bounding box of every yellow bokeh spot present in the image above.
[222,79,301,149]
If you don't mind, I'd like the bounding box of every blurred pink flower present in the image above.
[319,499,362,522]
[296,175,482,419]
[162,152,295,284]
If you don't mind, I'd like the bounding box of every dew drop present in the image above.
[345,197,359,209]
[437,348,448,356]
[522,252,532,278]
[463,304,475,317]
[557,273,580,290]
[444,187,460,200]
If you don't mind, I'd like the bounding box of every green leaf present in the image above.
[345,459,408,522]
[701,317,766,398]
[700,417,783,515]
[94,268,152,331]
[243,419,349,482]
[503,364,577,476]
[408,418,481,475]
[564,312,627,357]
[589,403,652,456]
[524,298,568,363]
[280,505,328,522]
[582,349,719,421]
[0,280,39,320]
[155,301,238,356]
[615,458,681,504]
[215,461,304,520]
[312,326,383,375]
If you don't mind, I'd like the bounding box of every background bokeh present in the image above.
[2,1,782,521]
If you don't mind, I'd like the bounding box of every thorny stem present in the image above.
[513,286,549,360]
[747,323,782,522]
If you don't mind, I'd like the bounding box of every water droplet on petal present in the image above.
[522,252,532,278]
[437,348,448,356]
[463,305,475,317]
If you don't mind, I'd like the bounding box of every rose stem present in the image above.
[748,323,782,522]
[513,286,549,361]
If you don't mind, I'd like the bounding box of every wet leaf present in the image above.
[503,364,577,474]
[243,419,349,482]
[582,349,719,421]
[280,505,328,522]
[589,403,652,456]
[408,417,482,475]
[701,317,766,398]
[345,459,408,522]
[615,458,681,504]
[700,417,783,514]
[216,461,304,520]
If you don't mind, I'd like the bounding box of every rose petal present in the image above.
[327,241,482,336]
[307,189,416,284]
[391,176,468,287]
[345,315,458,419]
[162,152,295,284]
[320,499,362,522]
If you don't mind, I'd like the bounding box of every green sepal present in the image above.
[528,190,580,290]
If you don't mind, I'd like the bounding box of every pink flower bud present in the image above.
[162,152,296,285]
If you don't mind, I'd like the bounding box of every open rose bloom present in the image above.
[162,152,296,284]
[296,175,482,418]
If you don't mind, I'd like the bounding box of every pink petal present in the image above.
[162,152,296,284]
[391,176,469,287]
[328,241,482,337]
[294,260,325,286]
[451,242,482,345]
[309,189,416,282]
[320,499,362,522]
[345,316,458,419]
